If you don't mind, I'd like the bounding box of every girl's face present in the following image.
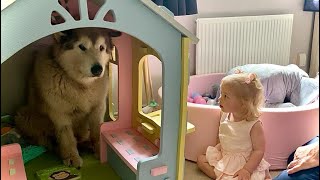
[218,83,243,113]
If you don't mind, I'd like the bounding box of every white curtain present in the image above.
[309,12,319,77]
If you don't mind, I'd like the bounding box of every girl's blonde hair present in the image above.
[221,72,264,121]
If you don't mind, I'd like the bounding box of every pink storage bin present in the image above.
[1,143,27,180]
[184,73,319,170]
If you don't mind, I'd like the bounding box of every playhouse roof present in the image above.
[140,0,199,44]
[1,0,198,44]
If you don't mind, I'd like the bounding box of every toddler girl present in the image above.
[197,72,271,180]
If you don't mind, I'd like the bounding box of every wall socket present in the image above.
[298,53,307,67]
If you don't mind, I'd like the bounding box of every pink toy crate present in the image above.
[1,143,27,180]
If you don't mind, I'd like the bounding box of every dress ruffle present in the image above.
[206,144,222,166]
[255,158,270,172]
[206,144,270,179]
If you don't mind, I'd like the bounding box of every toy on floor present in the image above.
[2,115,47,163]
[1,115,15,142]
[1,143,27,180]
[22,145,46,164]
[1,127,26,146]
[1,115,27,146]
[36,165,81,180]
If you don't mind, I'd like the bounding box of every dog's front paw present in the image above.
[63,154,83,169]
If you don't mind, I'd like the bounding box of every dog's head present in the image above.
[51,28,121,84]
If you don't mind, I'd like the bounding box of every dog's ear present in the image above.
[105,30,121,53]
[53,29,73,44]
[108,30,121,37]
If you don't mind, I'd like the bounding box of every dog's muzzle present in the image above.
[91,63,103,77]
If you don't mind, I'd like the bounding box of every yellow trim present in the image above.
[176,37,190,180]
[146,109,162,117]
[141,122,155,134]
[142,110,195,133]
[107,46,119,121]
[108,62,117,121]
[131,37,162,143]
[131,37,144,131]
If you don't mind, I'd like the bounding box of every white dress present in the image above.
[206,113,270,180]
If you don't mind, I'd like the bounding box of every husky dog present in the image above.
[15,28,120,168]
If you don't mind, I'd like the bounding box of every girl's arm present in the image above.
[243,121,266,173]
[215,111,223,145]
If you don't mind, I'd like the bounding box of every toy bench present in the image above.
[101,109,196,179]
[102,128,159,173]
[1,143,27,180]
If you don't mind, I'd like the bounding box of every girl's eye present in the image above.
[100,45,105,51]
[79,44,87,51]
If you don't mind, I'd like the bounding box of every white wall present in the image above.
[196,0,314,73]
[150,0,315,103]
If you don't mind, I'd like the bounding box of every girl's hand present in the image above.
[287,143,319,174]
[233,168,251,180]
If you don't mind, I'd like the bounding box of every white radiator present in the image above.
[196,14,294,74]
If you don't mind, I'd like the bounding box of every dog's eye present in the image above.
[99,45,105,51]
[79,44,87,51]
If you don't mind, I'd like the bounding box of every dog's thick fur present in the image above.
[15,28,120,168]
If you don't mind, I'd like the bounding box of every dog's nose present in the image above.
[91,64,103,77]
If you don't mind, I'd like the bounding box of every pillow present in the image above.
[292,76,319,106]
[215,64,309,106]
[264,102,296,108]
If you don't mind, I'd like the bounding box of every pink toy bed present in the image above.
[184,73,319,170]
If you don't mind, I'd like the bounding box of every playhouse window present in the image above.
[140,55,162,115]
[135,55,163,146]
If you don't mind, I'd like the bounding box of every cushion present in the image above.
[293,76,319,106]
[215,64,309,106]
